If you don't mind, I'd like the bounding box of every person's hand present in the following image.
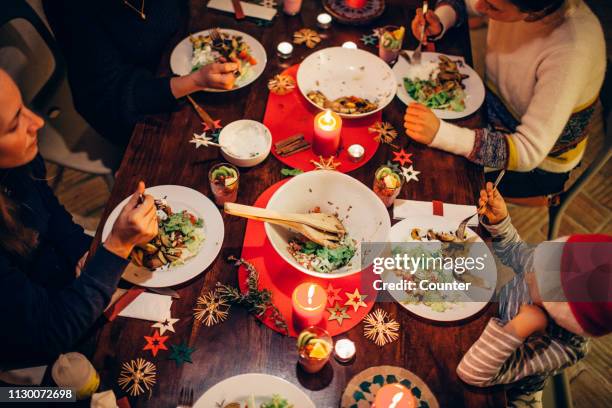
[478,181,508,225]
[411,7,443,44]
[191,62,239,90]
[75,251,88,277]
[104,181,158,259]
[505,304,548,338]
[404,103,440,145]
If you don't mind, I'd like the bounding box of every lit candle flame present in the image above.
[389,392,404,408]
[307,284,315,306]
[318,109,337,131]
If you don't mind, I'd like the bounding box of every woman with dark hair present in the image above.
[0,69,158,365]
[43,0,238,148]
[405,0,606,199]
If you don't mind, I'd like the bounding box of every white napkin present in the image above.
[118,292,172,322]
[207,0,277,21]
[0,366,47,385]
[393,199,478,226]
[91,390,117,408]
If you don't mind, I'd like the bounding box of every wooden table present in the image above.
[92,1,506,406]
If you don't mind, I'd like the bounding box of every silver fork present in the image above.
[177,386,194,408]
[210,27,222,42]
[411,1,429,64]
[455,169,506,239]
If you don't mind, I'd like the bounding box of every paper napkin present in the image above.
[118,292,173,322]
[207,0,277,21]
[393,199,478,226]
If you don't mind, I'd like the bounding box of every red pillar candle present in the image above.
[292,283,327,330]
[313,109,342,157]
[373,384,417,408]
[346,0,367,8]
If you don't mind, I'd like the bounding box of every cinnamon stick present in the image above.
[275,133,304,150]
[279,143,311,157]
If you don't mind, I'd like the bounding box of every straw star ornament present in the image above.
[194,290,230,327]
[311,156,341,171]
[268,74,296,96]
[363,308,400,347]
[369,122,399,148]
[293,28,321,49]
[117,358,157,397]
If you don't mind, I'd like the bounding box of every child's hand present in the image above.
[404,103,440,145]
[411,7,443,44]
[478,181,508,225]
[505,304,548,338]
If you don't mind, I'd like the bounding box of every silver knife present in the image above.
[141,286,181,299]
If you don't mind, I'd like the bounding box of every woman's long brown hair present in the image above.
[0,190,38,256]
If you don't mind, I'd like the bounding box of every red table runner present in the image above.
[264,64,382,173]
[238,179,377,337]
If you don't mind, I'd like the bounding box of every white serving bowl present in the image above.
[265,170,391,279]
[218,120,272,167]
[297,46,397,119]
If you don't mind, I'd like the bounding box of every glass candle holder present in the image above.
[297,326,333,374]
[342,41,358,49]
[208,163,240,206]
[317,13,332,29]
[277,41,294,59]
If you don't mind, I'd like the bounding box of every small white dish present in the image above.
[218,120,272,167]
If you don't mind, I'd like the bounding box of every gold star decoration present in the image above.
[310,156,341,171]
[363,308,400,347]
[327,302,351,326]
[368,121,399,149]
[268,74,296,96]
[293,28,321,49]
[193,290,230,327]
[344,288,368,312]
[151,317,179,335]
[117,358,157,397]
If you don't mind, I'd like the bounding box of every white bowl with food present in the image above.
[218,120,272,167]
[297,47,397,118]
[264,170,391,279]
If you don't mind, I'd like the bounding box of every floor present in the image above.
[44,2,611,406]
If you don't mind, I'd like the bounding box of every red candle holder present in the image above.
[345,0,367,9]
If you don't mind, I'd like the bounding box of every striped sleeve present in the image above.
[482,216,535,276]
[457,318,583,387]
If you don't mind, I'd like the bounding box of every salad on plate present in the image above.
[218,395,294,408]
[189,30,258,84]
[130,198,205,271]
[403,55,469,112]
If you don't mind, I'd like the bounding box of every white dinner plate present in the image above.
[169,28,267,92]
[384,215,497,322]
[297,46,397,119]
[194,373,315,408]
[393,51,485,119]
[101,185,224,288]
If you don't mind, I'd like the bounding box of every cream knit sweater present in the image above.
[432,0,605,172]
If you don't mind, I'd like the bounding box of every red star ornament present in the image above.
[143,330,169,357]
[326,283,343,306]
[203,119,222,131]
[392,149,413,166]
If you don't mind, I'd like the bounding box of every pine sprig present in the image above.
[216,256,289,335]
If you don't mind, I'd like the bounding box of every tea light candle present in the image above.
[313,109,342,157]
[334,339,356,362]
[277,42,293,59]
[317,13,332,29]
[292,283,327,330]
[373,383,417,408]
[342,41,358,49]
[347,144,365,162]
[346,0,367,8]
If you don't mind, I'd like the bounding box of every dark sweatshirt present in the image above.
[0,156,128,367]
[43,0,188,147]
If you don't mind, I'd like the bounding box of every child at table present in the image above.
[456,182,612,406]
[404,0,606,199]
